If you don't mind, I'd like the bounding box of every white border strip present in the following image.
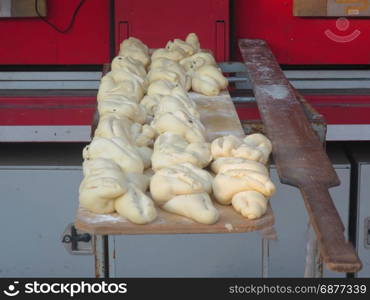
[0,126,91,142]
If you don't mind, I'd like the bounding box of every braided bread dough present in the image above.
[79,159,128,214]
[211,157,269,176]
[98,96,147,124]
[162,193,219,225]
[150,163,212,205]
[232,191,268,220]
[151,48,186,62]
[151,132,211,171]
[83,137,144,173]
[155,95,199,118]
[94,114,134,144]
[180,52,216,72]
[115,185,157,224]
[166,38,196,56]
[211,134,272,164]
[192,65,228,96]
[185,33,200,53]
[98,71,146,102]
[151,110,206,143]
[150,163,218,224]
[147,62,191,91]
[119,37,150,67]
[213,169,275,205]
[111,56,147,78]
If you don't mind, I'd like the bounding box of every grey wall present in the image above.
[0,168,94,277]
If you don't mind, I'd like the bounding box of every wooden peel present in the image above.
[239,39,362,273]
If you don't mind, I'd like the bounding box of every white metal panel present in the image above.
[113,232,261,277]
[0,169,93,277]
[327,125,370,141]
[0,126,91,142]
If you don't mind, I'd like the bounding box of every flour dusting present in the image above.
[258,84,289,100]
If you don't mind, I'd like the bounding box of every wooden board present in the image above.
[239,38,362,273]
[75,89,275,236]
[75,203,274,236]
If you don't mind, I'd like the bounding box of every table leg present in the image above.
[304,224,323,278]
[94,235,109,278]
[262,238,270,278]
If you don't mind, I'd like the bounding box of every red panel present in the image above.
[1,94,370,126]
[0,0,110,65]
[234,0,370,65]
[0,97,96,125]
[236,95,370,125]
[114,0,230,61]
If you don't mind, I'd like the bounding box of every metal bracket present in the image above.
[62,223,93,255]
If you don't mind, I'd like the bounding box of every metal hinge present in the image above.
[62,223,93,255]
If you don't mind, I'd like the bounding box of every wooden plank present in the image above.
[189,91,245,141]
[293,0,327,16]
[239,38,362,273]
[75,203,274,236]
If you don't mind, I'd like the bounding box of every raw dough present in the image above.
[151,110,206,143]
[211,135,243,158]
[119,37,150,67]
[147,68,191,91]
[83,137,144,173]
[147,80,177,97]
[155,95,199,118]
[147,65,191,91]
[211,134,273,164]
[211,157,269,176]
[94,114,134,145]
[134,124,157,147]
[126,172,150,192]
[151,48,186,62]
[213,169,276,205]
[232,191,268,220]
[166,38,195,56]
[149,58,179,70]
[79,159,128,214]
[192,65,228,96]
[82,158,124,178]
[137,146,153,169]
[98,97,147,124]
[150,163,213,205]
[243,134,272,164]
[151,132,211,170]
[162,193,219,224]
[185,33,200,53]
[180,52,216,72]
[120,37,149,55]
[97,71,145,102]
[111,56,147,78]
[115,185,157,224]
